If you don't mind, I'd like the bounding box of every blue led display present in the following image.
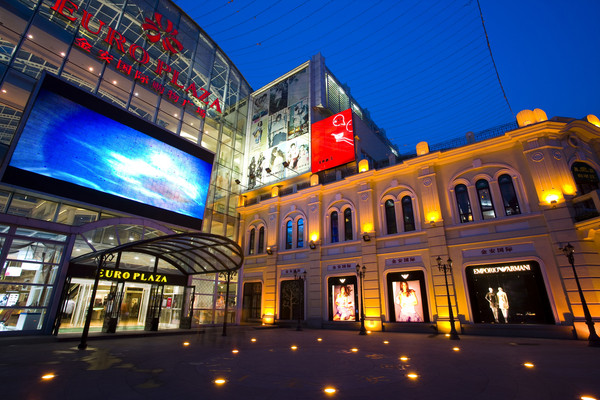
[9,88,213,220]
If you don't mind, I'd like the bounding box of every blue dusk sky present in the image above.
[174,0,600,154]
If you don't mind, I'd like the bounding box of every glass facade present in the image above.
[0,0,251,334]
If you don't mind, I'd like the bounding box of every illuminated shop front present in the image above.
[238,102,600,338]
[0,0,250,335]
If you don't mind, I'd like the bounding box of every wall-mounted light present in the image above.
[265,167,272,173]
[282,161,289,168]
[309,240,316,249]
[266,247,273,255]
[362,234,371,242]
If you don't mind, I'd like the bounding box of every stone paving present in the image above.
[1,327,599,399]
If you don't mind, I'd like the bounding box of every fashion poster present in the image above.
[252,92,268,122]
[287,68,308,105]
[268,108,288,148]
[269,81,288,114]
[331,284,356,321]
[285,138,310,175]
[266,144,286,180]
[288,99,309,139]
[250,116,267,152]
[392,280,424,322]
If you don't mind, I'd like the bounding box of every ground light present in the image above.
[383,340,389,344]
[182,341,190,346]
[406,373,419,380]
[580,396,597,400]
[291,345,298,350]
[317,338,323,342]
[232,349,239,354]
[324,387,337,395]
[452,347,460,352]
[251,338,257,342]
[523,362,535,368]
[351,348,358,352]
[41,374,56,381]
[214,378,226,385]
[400,356,409,362]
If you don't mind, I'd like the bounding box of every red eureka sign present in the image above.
[50,0,221,118]
[311,108,356,173]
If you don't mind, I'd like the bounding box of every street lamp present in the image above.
[560,243,600,347]
[436,256,460,340]
[294,270,307,331]
[219,270,237,337]
[356,264,367,335]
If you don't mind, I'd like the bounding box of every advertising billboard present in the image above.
[311,109,355,173]
[245,67,310,189]
[386,270,429,323]
[2,74,214,228]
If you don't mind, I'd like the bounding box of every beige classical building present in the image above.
[237,110,600,339]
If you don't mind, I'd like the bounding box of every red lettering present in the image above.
[116,60,132,75]
[98,50,114,64]
[170,70,184,89]
[104,27,126,53]
[155,60,171,76]
[80,10,105,35]
[209,98,222,113]
[196,107,206,118]
[134,71,149,84]
[51,0,79,22]
[128,44,149,64]
[197,88,210,104]
[184,82,198,99]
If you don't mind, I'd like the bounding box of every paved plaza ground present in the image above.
[1,327,599,399]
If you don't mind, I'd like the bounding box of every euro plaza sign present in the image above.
[50,0,222,118]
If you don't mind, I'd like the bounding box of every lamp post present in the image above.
[356,264,367,335]
[436,256,460,340]
[219,270,237,337]
[560,243,600,347]
[294,270,306,331]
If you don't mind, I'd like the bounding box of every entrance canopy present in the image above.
[70,232,243,275]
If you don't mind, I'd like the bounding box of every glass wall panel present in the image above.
[7,194,58,221]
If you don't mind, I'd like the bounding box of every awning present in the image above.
[69,232,243,275]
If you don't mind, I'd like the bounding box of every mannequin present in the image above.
[497,287,509,323]
[484,287,499,323]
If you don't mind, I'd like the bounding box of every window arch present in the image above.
[258,226,265,253]
[297,218,304,248]
[476,179,496,219]
[344,208,353,241]
[247,224,266,255]
[401,196,416,231]
[384,199,398,235]
[498,174,521,216]
[331,211,339,243]
[572,162,600,195]
[285,220,293,249]
[248,228,256,255]
[455,184,473,223]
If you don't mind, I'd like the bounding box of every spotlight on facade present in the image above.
[362,234,370,241]
[266,247,273,255]
[265,167,272,173]
[282,161,289,168]
[309,240,316,249]
[234,179,241,184]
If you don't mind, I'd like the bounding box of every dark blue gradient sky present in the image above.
[175,0,600,154]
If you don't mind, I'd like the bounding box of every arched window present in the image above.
[248,228,255,255]
[384,199,398,235]
[572,162,600,195]
[297,218,304,248]
[455,184,473,223]
[402,196,416,231]
[331,211,339,243]
[257,226,265,253]
[498,174,521,216]
[285,220,293,249]
[476,179,496,219]
[344,208,353,241]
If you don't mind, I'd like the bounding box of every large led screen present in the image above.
[2,74,214,227]
[311,109,355,173]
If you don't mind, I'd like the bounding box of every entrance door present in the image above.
[145,285,164,331]
[242,282,262,322]
[102,281,125,333]
[120,287,143,327]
